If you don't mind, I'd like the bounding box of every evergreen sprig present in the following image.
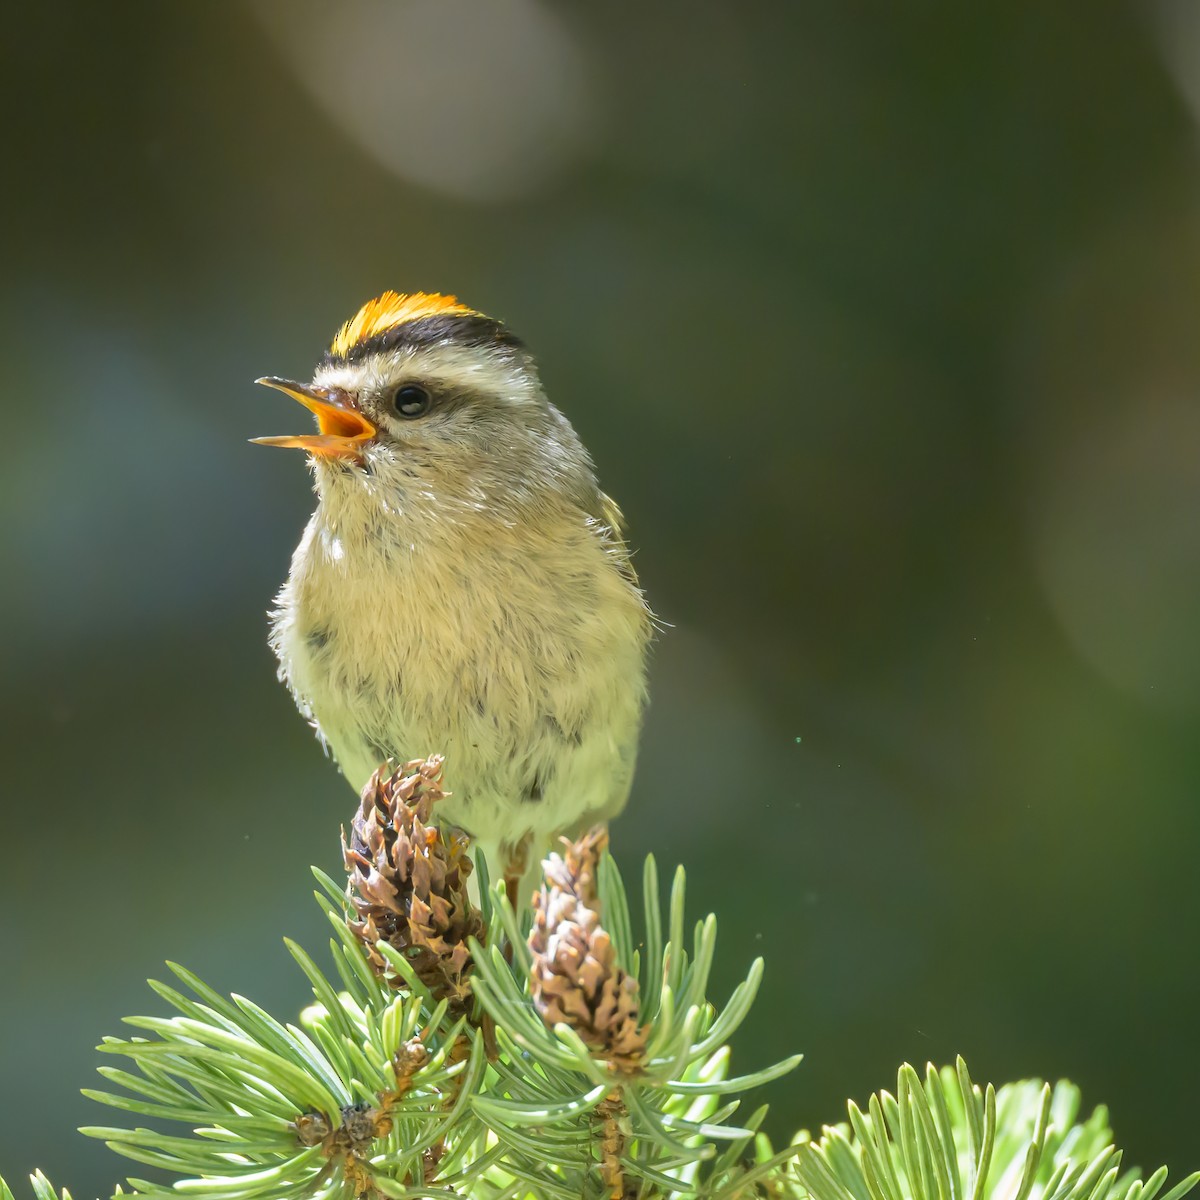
[467,851,801,1199]
[0,769,1195,1200]
[785,1060,1200,1200]
[9,827,799,1200]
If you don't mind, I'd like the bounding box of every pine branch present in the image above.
[1,758,1195,1200]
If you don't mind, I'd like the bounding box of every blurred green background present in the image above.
[3,1,1200,1193]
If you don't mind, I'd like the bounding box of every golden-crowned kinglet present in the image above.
[254,292,653,895]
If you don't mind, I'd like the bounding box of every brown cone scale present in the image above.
[343,756,484,1011]
[528,828,646,1069]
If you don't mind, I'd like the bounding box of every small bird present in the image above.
[254,292,653,897]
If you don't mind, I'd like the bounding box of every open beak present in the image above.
[250,377,376,459]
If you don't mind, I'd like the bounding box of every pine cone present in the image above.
[343,756,484,1010]
[528,828,646,1069]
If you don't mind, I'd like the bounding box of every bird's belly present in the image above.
[274,526,647,856]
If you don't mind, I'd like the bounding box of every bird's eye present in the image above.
[392,384,431,418]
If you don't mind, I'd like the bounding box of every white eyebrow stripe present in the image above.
[314,343,541,408]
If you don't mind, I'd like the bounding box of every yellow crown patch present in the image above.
[329,292,479,358]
